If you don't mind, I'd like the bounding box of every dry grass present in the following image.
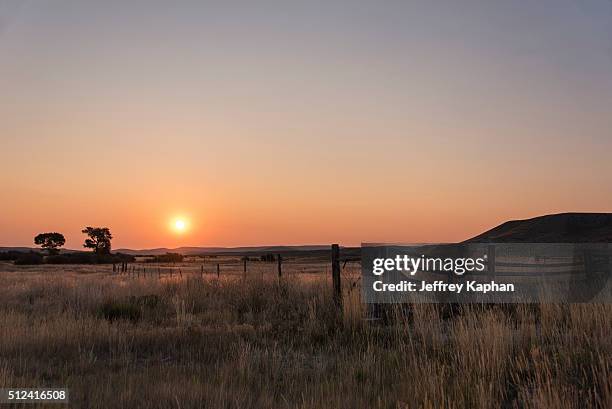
[0,260,610,408]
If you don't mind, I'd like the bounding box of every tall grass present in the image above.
[0,265,609,408]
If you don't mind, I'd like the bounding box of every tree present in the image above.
[34,232,65,255]
[82,227,112,255]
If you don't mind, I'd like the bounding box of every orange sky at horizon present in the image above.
[1,1,611,249]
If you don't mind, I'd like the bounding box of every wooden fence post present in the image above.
[243,257,247,278]
[277,254,282,279]
[201,265,204,279]
[331,244,342,311]
[487,245,496,280]
[217,263,220,278]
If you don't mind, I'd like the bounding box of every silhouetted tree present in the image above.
[82,227,112,255]
[34,232,65,255]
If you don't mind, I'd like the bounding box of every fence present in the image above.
[112,244,356,313]
[111,243,611,314]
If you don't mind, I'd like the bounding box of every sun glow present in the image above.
[172,218,188,233]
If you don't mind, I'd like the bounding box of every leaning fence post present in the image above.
[331,244,342,311]
[277,254,282,279]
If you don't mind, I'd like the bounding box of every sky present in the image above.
[1,0,611,249]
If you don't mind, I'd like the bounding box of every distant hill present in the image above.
[113,245,332,256]
[465,213,612,243]
[0,247,81,254]
[0,245,343,257]
[0,247,43,253]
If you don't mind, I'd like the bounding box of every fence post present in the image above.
[217,263,220,278]
[277,254,282,279]
[243,257,247,278]
[487,245,496,280]
[331,244,342,311]
[201,265,204,279]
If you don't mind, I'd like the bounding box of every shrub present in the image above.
[45,255,71,264]
[260,254,276,262]
[97,299,141,322]
[0,251,26,261]
[14,252,43,265]
[43,252,136,265]
[150,253,183,263]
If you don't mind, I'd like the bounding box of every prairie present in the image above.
[0,258,610,408]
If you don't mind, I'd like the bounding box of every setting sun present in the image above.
[172,219,188,233]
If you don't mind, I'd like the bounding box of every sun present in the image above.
[172,218,188,233]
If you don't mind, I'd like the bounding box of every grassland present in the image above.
[0,258,610,408]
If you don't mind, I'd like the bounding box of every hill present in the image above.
[112,245,332,256]
[0,245,349,257]
[465,213,612,243]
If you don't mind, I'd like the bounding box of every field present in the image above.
[0,257,610,408]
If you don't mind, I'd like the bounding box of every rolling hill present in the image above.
[112,245,331,256]
[465,213,612,243]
